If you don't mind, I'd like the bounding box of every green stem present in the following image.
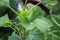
[50,33,60,40]
[44,32,47,40]
[50,15,60,27]
[5,5,21,20]
[47,30,60,35]
[9,26,17,32]
[49,10,60,27]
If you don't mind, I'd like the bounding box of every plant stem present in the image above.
[50,15,60,27]
[44,32,47,40]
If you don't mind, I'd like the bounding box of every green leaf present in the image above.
[0,0,9,6]
[20,9,33,22]
[19,9,34,30]
[19,7,41,24]
[33,17,53,33]
[23,22,35,31]
[19,9,53,31]
[42,0,57,9]
[26,29,44,40]
[53,15,60,24]
[19,8,42,30]
[47,35,59,40]
[0,14,11,27]
[29,6,41,21]
[8,32,21,40]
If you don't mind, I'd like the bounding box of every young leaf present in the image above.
[0,14,11,27]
